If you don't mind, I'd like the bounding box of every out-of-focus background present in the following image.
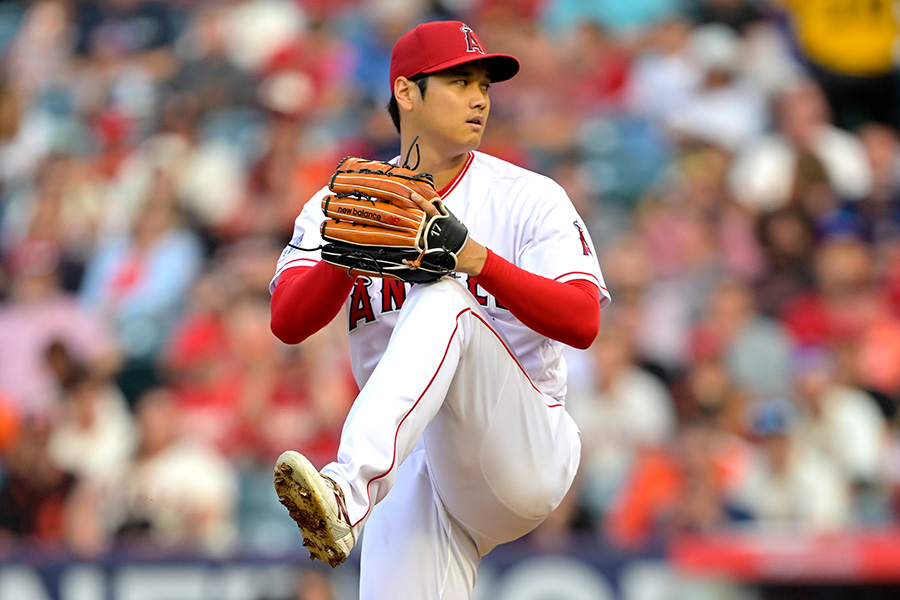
[2,0,900,599]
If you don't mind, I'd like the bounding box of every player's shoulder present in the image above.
[469,151,565,195]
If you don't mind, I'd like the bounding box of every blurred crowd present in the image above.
[2,0,900,573]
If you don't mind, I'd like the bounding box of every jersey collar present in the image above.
[438,151,474,198]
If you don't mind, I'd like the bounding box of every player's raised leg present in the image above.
[271,278,473,568]
[320,278,579,552]
[422,318,581,554]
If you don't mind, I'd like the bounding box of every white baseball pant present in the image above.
[321,277,581,599]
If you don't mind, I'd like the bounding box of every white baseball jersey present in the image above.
[272,150,611,599]
[271,151,611,400]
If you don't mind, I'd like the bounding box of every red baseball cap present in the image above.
[389,21,519,90]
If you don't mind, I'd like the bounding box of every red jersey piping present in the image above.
[438,152,474,198]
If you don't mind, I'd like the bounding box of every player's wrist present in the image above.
[455,239,488,276]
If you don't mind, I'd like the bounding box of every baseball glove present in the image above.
[318,157,469,283]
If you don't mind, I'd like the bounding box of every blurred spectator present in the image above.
[41,346,136,557]
[729,78,873,214]
[854,123,900,242]
[568,318,677,526]
[79,195,204,402]
[734,397,852,532]
[485,18,580,157]
[886,242,900,330]
[631,198,730,373]
[859,122,900,205]
[72,0,181,126]
[669,143,764,279]
[256,18,357,124]
[221,114,307,242]
[89,107,142,198]
[113,97,250,243]
[46,355,135,487]
[597,231,683,373]
[161,235,353,466]
[738,14,803,99]
[665,23,768,150]
[754,207,817,317]
[110,387,238,554]
[219,0,308,74]
[164,287,352,466]
[604,413,751,549]
[0,4,76,189]
[779,236,900,399]
[558,22,633,115]
[852,288,900,404]
[0,240,120,416]
[343,0,426,105]
[625,15,702,127]
[684,356,749,435]
[2,0,75,101]
[790,346,890,523]
[780,236,869,345]
[774,0,900,131]
[1,153,100,287]
[594,232,681,377]
[164,2,257,114]
[691,278,793,400]
[0,415,77,545]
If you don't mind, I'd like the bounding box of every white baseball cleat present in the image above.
[273,450,355,568]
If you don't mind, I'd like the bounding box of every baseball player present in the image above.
[269,20,610,600]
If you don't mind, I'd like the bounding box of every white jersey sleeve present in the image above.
[269,186,330,293]
[450,152,609,306]
[514,178,610,306]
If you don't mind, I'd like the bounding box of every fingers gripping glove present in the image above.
[319,157,469,283]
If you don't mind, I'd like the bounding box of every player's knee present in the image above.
[405,277,474,311]
[488,464,570,523]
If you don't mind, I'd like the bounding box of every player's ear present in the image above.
[394,77,417,112]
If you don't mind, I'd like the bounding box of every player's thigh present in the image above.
[422,319,581,550]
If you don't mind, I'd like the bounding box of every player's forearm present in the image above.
[270,262,355,344]
[473,249,601,349]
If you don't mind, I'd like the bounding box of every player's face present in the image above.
[411,63,492,156]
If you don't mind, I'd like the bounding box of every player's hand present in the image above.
[410,192,487,276]
[409,191,441,219]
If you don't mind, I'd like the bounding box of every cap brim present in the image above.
[420,53,520,83]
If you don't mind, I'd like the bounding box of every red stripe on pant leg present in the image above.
[352,308,472,528]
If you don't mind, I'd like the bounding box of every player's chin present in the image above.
[460,129,485,150]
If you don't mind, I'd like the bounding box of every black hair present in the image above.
[387,74,429,134]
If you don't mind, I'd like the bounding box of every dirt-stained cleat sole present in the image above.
[274,451,355,568]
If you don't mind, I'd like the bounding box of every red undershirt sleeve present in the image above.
[271,251,601,348]
[270,262,355,344]
[472,249,601,349]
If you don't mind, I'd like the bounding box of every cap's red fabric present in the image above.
[389,21,519,90]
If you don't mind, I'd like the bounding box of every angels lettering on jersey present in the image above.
[348,275,507,331]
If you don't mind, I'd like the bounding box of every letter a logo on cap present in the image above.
[460,24,484,54]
